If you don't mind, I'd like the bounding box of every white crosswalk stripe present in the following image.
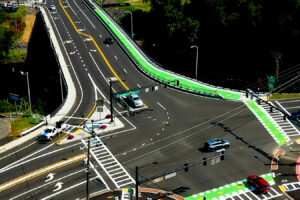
[259,101,300,139]
[282,182,300,192]
[224,187,283,200]
[81,136,135,188]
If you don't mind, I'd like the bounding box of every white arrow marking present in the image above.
[45,173,55,182]
[53,182,63,192]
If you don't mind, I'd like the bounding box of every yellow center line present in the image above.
[0,153,86,193]
[59,0,130,91]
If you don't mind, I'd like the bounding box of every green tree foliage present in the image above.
[149,0,199,44]
[0,26,14,57]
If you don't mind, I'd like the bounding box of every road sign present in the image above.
[131,89,140,94]
[117,92,131,98]
[9,93,20,101]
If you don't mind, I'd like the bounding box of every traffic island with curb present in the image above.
[85,188,185,200]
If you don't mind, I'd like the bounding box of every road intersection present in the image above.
[0,0,300,199]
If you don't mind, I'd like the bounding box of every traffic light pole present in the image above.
[136,166,139,200]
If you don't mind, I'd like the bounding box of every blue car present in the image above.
[204,138,230,152]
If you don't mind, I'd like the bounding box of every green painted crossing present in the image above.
[186,173,275,200]
[244,100,290,145]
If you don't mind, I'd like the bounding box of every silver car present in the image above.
[128,94,143,108]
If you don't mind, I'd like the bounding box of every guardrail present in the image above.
[82,0,244,100]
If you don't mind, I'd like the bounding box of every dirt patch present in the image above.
[17,9,37,48]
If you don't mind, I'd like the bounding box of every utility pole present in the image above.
[86,137,90,200]
[20,71,32,116]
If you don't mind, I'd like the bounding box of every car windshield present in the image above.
[133,97,140,100]
[44,129,51,132]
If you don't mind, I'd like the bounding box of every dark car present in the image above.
[103,37,113,44]
[247,175,271,194]
[204,138,230,152]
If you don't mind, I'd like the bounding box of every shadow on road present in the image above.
[211,122,274,161]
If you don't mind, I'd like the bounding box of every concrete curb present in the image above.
[0,125,46,154]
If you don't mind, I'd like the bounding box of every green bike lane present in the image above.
[186,173,275,200]
[93,7,242,100]
[244,100,290,146]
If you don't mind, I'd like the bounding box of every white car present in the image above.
[40,126,57,141]
[50,5,56,10]
[128,94,143,108]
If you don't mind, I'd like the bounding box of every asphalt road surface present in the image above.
[0,1,295,199]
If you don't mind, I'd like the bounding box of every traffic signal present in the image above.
[203,158,207,166]
[176,80,179,86]
[246,91,248,98]
[152,86,155,91]
[184,163,188,172]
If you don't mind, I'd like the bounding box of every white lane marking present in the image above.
[0,143,54,172]
[114,55,118,60]
[45,173,55,182]
[72,0,96,28]
[46,6,84,125]
[123,68,127,74]
[286,106,300,109]
[157,101,166,111]
[90,162,110,190]
[106,44,109,47]
[137,83,141,88]
[279,100,300,104]
[40,176,97,200]
[9,169,86,200]
[0,142,81,173]
[0,141,36,161]
[89,52,109,85]
[121,107,249,164]
[53,182,63,192]
[99,34,102,38]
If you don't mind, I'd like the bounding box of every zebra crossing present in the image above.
[81,136,135,189]
[260,101,300,139]
[224,187,283,200]
[281,182,300,192]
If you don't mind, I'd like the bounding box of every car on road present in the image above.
[247,175,271,194]
[49,5,55,10]
[40,126,58,141]
[204,138,230,152]
[128,94,143,108]
[103,37,113,44]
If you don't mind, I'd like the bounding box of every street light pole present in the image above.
[125,11,133,39]
[190,45,199,80]
[21,71,32,116]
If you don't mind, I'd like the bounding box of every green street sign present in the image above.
[117,92,131,98]
[131,90,140,94]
